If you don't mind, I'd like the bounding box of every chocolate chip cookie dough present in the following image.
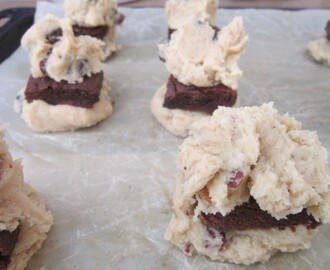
[64,0,124,59]
[0,130,53,269]
[151,17,247,137]
[17,15,113,132]
[165,0,219,37]
[165,103,330,265]
[307,20,330,66]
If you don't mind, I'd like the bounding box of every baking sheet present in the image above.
[0,2,330,269]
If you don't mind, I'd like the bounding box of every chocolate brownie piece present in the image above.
[25,72,103,108]
[200,197,320,232]
[0,226,20,270]
[72,25,109,40]
[46,28,62,44]
[46,25,109,45]
[325,20,330,41]
[163,75,237,115]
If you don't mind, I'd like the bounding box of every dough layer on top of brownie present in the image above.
[159,17,247,89]
[199,197,320,233]
[21,15,105,84]
[25,72,103,109]
[64,0,122,28]
[165,0,219,31]
[168,25,220,41]
[164,75,237,114]
[0,226,20,270]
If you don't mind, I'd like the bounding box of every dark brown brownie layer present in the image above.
[200,197,321,232]
[0,226,20,270]
[73,25,109,40]
[25,72,103,108]
[46,25,109,44]
[163,75,237,115]
[326,20,330,41]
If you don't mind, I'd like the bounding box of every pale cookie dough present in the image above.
[17,81,113,133]
[0,130,53,269]
[21,15,105,83]
[159,17,248,89]
[165,0,219,30]
[64,0,120,27]
[307,37,330,66]
[150,84,239,137]
[64,0,122,58]
[165,103,330,264]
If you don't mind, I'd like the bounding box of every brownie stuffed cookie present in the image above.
[165,103,330,265]
[151,17,247,137]
[17,15,113,132]
[0,130,53,269]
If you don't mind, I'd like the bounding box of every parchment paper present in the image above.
[0,2,329,269]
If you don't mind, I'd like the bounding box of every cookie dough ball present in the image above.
[165,103,330,264]
[307,20,330,66]
[165,0,219,31]
[0,130,53,269]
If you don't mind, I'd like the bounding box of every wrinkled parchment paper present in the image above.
[0,2,329,269]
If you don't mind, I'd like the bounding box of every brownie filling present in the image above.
[25,72,103,108]
[46,25,109,44]
[73,25,109,40]
[325,20,330,41]
[0,226,20,270]
[163,75,237,114]
[200,197,321,232]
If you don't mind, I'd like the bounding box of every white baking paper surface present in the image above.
[0,2,329,269]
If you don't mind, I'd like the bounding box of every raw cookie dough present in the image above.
[165,0,219,30]
[0,129,53,269]
[17,81,113,133]
[151,84,239,137]
[21,15,105,84]
[159,17,248,88]
[307,37,330,66]
[165,103,330,264]
[64,0,122,58]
